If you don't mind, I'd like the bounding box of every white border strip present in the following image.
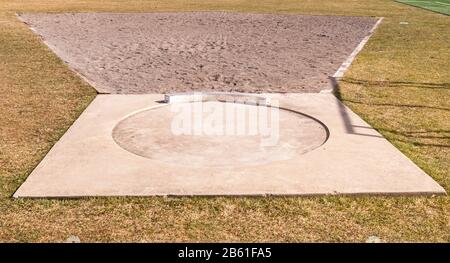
[165,92,271,105]
[320,17,384,93]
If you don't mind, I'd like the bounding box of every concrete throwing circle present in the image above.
[112,101,328,168]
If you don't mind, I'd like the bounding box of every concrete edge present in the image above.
[11,95,110,199]
[320,17,384,93]
[13,190,447,199]
[326,96,445,196]
[327,96,447,196]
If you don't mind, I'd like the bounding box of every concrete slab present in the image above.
[13,93,446,197]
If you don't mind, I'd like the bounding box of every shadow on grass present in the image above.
[337,78,450,112]
[331,77,450,148]
[378,128,450,139]
[341,99,450,112]
[340,77,450,90]
[390,139,450,148]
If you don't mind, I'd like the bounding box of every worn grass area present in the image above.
[0,0,449,242]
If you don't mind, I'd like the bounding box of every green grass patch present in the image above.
[397,0,450,15]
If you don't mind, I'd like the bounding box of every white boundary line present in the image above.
[436,1,450,6]
[402,0,450,6]
[320,17,384,93]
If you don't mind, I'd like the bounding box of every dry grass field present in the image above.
[0,0,449,242]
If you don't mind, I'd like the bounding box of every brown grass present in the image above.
[0,0,449,242]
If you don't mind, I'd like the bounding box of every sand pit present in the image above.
[19,12,377,94]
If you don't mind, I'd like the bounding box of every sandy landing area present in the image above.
[19,13,377,94]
